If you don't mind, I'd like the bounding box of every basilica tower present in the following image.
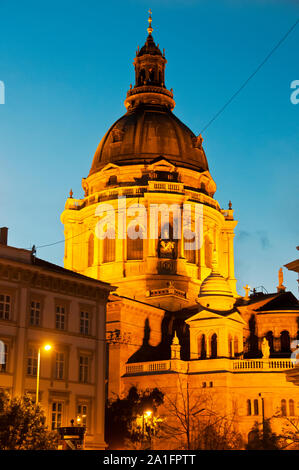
[61,13,238,310]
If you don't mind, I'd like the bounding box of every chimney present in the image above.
[0,227,8,246]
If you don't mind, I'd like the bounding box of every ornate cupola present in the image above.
[125,11,175,111]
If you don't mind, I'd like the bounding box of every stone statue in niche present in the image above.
[261,337,270,359]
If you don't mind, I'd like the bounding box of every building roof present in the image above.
[0,244,113,290]
[253,291,299,312]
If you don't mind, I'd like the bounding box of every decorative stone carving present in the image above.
[192,134,203,149]
[261,337,270,359]
[111,127,125,143]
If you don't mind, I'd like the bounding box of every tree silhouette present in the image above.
[105,386,164,449]
[0,391,58,450]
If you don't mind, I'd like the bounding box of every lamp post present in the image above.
[142,410,152,449]
[258,393,265,441]
[36,344,52,405]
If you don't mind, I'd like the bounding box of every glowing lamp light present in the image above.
[144,410,152,418]
[44,344,52,351]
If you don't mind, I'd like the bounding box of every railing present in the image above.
[185,189,220,211]
[232,359,294,371]
[126,361,171,374]
[125,358,295,375]
[65,184,221,213]
[148,181,184,193]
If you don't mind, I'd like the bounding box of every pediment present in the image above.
[186,308,246,325]
[100,163,121,173]
[185,310,223,323]
[148,157,176,173]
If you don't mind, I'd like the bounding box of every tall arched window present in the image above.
[198,334,206,359]
[127,225,144,260]
[204,236,212,269]
[280,331,290,353]
[253,399,259,416]
[228,336,233,358]
[139,69,146,85]
[281,399,287,416]
[247,399,252,416]
[103,229,115,263]
[88,234,94,267]
[234,337,239,357]
[265,331,274,353]
[184,222,196,264]
[211,333,217,358]
[289,399,295,416]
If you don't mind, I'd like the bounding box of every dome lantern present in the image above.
[124,11,175,111]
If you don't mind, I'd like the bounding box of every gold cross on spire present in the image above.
[147,9,153,35]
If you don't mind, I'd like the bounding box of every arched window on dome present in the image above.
[253,399,259,416]
[184,228,196,264]
[204,235,212,269]
[234,336,239,358]
[127,224,144,260]
[103,229,115,263]
[88,234,94,267]
[210,333,217,358]
[149,68,155,83]
[139,68,146,85]
[247,399,252,416]
[281,399,287,416]
[198,334,206,359]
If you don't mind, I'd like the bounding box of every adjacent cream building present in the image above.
[0,228,113,449]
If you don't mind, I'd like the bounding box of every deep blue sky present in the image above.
[0,0,298,296]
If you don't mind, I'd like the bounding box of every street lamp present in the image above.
[142,410,152,439]
[142,410,153,449]
[36,344,52,405]
[258,393,265,441]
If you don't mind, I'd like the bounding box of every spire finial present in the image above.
[147,9,153,35]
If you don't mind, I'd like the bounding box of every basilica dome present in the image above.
[89,104,209,175]
[89,16,209,177]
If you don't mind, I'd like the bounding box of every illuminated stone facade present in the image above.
[61,17,299,445]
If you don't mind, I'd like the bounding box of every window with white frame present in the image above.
[0,342,8,372]
[55,305,66,330]
[79,355,89,383]
[77,403,88,427]
[51,401,63,430]
[0,294,11,320]
[27,346,38,376]
[55,352,65,380]
[80,311,90,335]
[29,300,41,326]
